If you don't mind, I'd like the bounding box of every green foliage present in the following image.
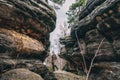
[67,0,86,25]
[47,66,53,72]
[67,17,75,24]
[50,0,66,5]
[70,0,85,10]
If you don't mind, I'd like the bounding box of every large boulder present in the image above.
[1,68,44,80]
[54,71,86,80]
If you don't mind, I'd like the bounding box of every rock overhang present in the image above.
[0,0,56,40]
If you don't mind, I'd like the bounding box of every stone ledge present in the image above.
[54,71,86,80]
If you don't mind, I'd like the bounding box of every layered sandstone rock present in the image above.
[59,0,120,80]
[0,0,56,80]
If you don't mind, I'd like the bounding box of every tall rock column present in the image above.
[59,0,120,80]
[0,0,56,80]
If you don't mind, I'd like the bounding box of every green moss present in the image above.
[47,66,53,72]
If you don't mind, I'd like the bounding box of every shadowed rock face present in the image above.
[0,0,56,80]
[0,0,56,60]
[59,0,120,79]
[0,0,56,40]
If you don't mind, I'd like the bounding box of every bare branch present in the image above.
[86,38,105,80]
[75,31,88,74]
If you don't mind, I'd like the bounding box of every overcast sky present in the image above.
[48,0,75,54]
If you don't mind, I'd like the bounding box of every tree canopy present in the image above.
[67,0,86,25]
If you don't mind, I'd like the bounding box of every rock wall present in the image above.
[0,0,56,80]
[59,0,120,80]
